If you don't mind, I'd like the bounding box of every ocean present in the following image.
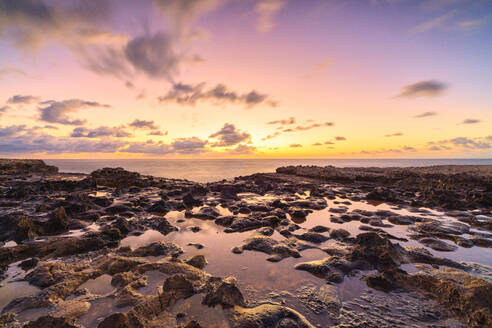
[44,158,492,183]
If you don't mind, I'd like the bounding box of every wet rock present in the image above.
[13,217,38,242]
[186,255,207,269]
[387,215,417,225]
[294,256,352,283]
[106,204,132,215]
[111,272,143,288]
[202,277,245,308]
[187,243,204,249]
[128,241,183,258]
[184,321,202,328]
[23,315,79,328]
[295,284,340,315]
[418,237,458,252]
[161,274,195,302]
[97,312,131,328]
[229,304,315,328]
[366,187,398,202]
[141,216,177,235]
[183,193,203,207]
[46,207,70,233]
[294,232,329,244]
[147,200,168,214]
[225,215,280,233]
[115,285,146,308]
[0,159,58,175]
[257,227,274,236]
[233,235,300,262]
[52,299,91,319]
[397,268,492,328]
[19,257,39,271]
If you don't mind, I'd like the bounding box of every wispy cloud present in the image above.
[158,82,276,108]
[397,80,447,98]
[458,118,481,125]
[414,111,437,118]
[384,132,403,137]
[255,0,287,32]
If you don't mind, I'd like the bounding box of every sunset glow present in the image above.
[1,0,491,159]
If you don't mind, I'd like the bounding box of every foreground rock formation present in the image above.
[0,160,490,327]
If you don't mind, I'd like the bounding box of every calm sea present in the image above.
[44,159,492,183]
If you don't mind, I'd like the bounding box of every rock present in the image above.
[46,207,70,233]
[52,299,91,319]
[147,200,168,214]
[0,159,58,175]
[97,313,131,328]
[13,217,37,242]
[106,204,132,214]
[295,284,340,315]
[162,274,195,300]
[234,235,300,262]
[294,256,352,283]
[397,268,492,328]
[202,277,245,308]
[186,255,207,269]
[111,272,142,288]
[184,321,202,328]
[19,257,39,271]
[115,286,145,308]
[229,304,315,328]
[128,242,183,257]
[294,232,329,244]
[23,316,79,328]
[387,215,417,225]
[418,237,458,252]
[183,193,202,207]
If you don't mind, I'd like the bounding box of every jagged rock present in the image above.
[202,277,245,308]
[229,304,315,328]
[186,255,207,269]
[128,241,183,257]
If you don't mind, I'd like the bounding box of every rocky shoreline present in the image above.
[0,160,491,327]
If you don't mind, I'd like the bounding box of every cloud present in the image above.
[426,136,491,151]
[397,80,447,98]
[153,0,224,39]
[255,0,286,32]
[0,125,27,137]
[226,144,257,155]
[335,136,346,141]
[147,130,168,136]
[0,0,117,50]
[0,105,9,115]
[121,141,173,155]
[290,143,302,148]
[262,121,334,140]
[312,142,322,146]
[414,111,437,118]
[71,126,132,138]
[209,123,251,147]
[459,119,481,124]
[384,132,403,137]
[448,137,490,149]
[129,119,159,130]
[124,31,181,81]
[411,10,456,33]
[0,67,28,79]
[267,117,296,125]
[38,99,110,125]
[7,94,40,104]
[288,122,334,132]
[158,82,276,108]
[171,137,208,154]
[0,134,125,154]
[324,141,334,145]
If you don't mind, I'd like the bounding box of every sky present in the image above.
[0,0,491,159]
